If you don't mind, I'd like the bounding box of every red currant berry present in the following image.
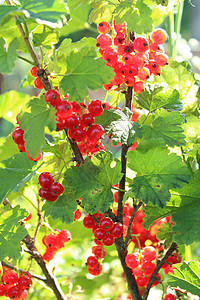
[74,209,82,220]
[68,125,87,142]
[151,29,168,44]
[27,152,42,161]
[110,222,123,238]
[7,286,22,299]
[34,77,44,89]
[42,247,56,262]
[97,22,111,34]
[164,293,176,300]
[102,234,115,246]
[134,81,144,94]
[94,228,107,240]
[87,256,99,269]
[99,217,114,231]
[94,238,103,245]
[96,34,112,49]
[56,118,65,131]
[12,127,24,145]
[17,144,26,152]
[2,270,18,285]
[71,101,81,116]
[0,284,7,296]
[50,182,64,196]
[83,215,96,229]
[141,246,156,262]
[58,229,72,243]
[103,82,113,90]
[86,124,104,142]
[39,172,54,188]
[18,274,32,289]
[142,261,155,276]
[30,66,38,77]
[45,89,61,106]
[18,289,28,299]
[56,101,73,118]
[136,275,148,287]
[92,246,106,258]
[39,188,58,202]
[88,263,102,276]
[125,253,140,269]
[133,37,149,53]
[64,113,79,129]
[80,113,95,127]
[88,100,104,117]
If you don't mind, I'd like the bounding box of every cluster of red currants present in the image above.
[44,89,106,156]
[42,229,72,262]
[38,172,64,202]
[96,21,168,93]
[125,246,160,293]
[83,213,123,276]
[12,125,42,161]
[0,268,32,299]
[30,66,44,89]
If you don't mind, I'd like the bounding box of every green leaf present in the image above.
[0,37,19,74]
[19,0,67,27]
[59,4,92,36]
[67,0,92,10]
[57,37,96,62]
[59,44,114,101]
[156,222,174,248]
[114,0,153,34]
[127,139,191,207]
[42,191,77,224]
[142,109,186,147]
[0,19,37,53]
[32,25,59,47]
[135,84,181,112]
[97,108,141,145]
[64,151,123,214]
[143,204,172,229]
[167,262,200,297]
[95,109,122,128]
[0,206,28,260]
[0,135,19,161]
[143,170,200,245]
[0,5,23,25]
[89,1,109,24]
[154,59,198,112]
[19,96,56,159]
[0,90,30,123]
[0,153,37,204]
[170,170,200,245]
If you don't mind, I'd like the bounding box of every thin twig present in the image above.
[1,261,47,283]
[143,242,178,300]
[117,87,133,224]
[33,198,43,244]
[124,201,143,248]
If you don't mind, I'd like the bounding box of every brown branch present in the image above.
[22,235,67,300]
[115,237,142,300]
[124,201,143,248]
[117,86,133,224]
[64,129,84,164]
[1,261,47,283]
[143,242,178,300]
